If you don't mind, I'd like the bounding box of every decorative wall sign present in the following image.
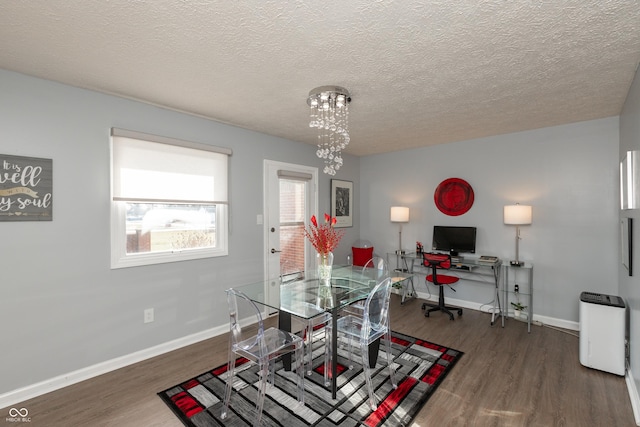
[331,179,353,227]
[434,177,474,216]
[0,154,53,221]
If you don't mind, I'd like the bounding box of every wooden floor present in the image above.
[2,295,636,426]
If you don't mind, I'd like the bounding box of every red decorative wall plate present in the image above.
[434,178,474,216]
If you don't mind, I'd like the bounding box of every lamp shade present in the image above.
[504,204,532,225]
[390,206,410,223]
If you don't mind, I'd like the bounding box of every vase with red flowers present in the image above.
[304,213,344,284]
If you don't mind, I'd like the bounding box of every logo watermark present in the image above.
[6,408,30,423]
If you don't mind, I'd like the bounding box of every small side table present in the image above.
[502,262,534,332]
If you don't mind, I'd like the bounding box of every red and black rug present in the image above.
[158,331,463,426]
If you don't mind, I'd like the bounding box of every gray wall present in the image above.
[0,65,629,402]
[360,117,620,325]
[0,69,359,395]
[620,63,640,399]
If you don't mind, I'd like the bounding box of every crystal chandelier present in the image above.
[307,86,351,175]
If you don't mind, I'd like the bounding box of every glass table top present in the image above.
[397,251,502,267]
[231,265,412,320]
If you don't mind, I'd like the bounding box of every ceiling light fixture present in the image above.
[307,86,351,175]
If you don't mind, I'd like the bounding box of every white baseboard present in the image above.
[414,291,579,330]
[626,370,640,426]
[532,313,579,331]
[0,324,228,409]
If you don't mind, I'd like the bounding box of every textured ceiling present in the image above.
[0,1,638,157]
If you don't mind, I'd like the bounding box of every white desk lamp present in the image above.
[390,206,410,255]
[504,204,532,266]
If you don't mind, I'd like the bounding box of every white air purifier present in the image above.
[579,292,626,376]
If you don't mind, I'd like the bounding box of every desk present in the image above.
[396,252,504,325]
[387,252,418,304]
[231,266,412,399]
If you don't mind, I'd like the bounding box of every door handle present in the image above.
[271,248,282,254]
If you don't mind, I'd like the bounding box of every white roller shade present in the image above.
[111,129,230,204]
[277,170,312,181]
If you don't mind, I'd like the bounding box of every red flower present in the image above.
[304,213,344,254]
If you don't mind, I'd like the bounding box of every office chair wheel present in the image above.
[424,311,430,317]
[458,309,463,315]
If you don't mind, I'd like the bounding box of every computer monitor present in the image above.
[432,226,477,255]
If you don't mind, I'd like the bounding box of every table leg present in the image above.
[490,266,503,327]
[368,339,380,368]
[331,307,338,399]
[502,267,508,328]
[279,311,292,371]
[400,257,417,304]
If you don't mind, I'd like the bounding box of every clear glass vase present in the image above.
[316,251,334,309]
[316,251,334,284]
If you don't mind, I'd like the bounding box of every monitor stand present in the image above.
[450,250,463,263]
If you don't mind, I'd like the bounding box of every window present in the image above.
[110,128,231,268]
[279,177,307,277]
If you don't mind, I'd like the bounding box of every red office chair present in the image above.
[422,253,463,320]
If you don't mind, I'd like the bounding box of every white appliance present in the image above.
[579,292,626,376]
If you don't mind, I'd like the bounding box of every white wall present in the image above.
[619,63,640,406]
[0,69,360,397]
[360,118,620,324]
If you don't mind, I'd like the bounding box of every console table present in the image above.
[390,252,504,326]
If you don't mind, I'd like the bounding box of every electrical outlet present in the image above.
[144,308,154,323]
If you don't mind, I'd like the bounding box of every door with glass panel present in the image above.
[264,161,317,311]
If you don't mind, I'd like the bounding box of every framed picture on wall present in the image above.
[331,179,353,228]
[621,217,633,276]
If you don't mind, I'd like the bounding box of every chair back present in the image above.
[423,252,460,287]
[226,288,267,358]
[362,256,389,283]
[423,252,452,270]
[361,277,392,341]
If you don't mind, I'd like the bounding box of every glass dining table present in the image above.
[230,265,412,399]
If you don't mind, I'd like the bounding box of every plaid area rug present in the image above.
[158,331,463,427]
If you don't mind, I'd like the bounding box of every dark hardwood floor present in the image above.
[2,294,635,426]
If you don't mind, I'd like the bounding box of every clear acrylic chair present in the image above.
[343,256,390,317]
[221,288,305,426]
[324,277,397,410]
[362,256,389,282]
[281,261,332,375]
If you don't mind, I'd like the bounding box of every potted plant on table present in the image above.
[510,301,527,319]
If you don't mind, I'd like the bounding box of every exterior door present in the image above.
[263,160,317,311]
